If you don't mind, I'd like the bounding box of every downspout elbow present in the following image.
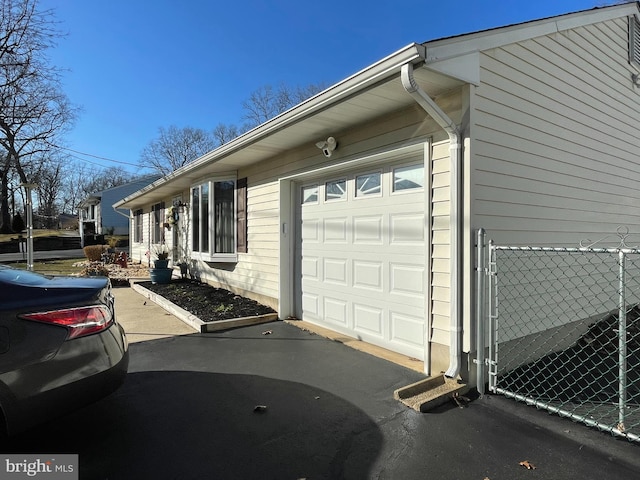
[113,205,131,220]
[401,63,459,137]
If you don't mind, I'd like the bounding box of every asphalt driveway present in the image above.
[2,317,640,479]
[0,256,636,478]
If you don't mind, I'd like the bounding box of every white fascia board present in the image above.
[424,3,639,63]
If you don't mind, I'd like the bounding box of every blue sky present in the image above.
[38,0,616,173]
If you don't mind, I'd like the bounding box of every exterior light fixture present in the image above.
[315,137,338,158]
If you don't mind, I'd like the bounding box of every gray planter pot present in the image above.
[150,267,172,284]
[154,259,169,269]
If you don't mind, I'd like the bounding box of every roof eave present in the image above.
[424,2,640,63]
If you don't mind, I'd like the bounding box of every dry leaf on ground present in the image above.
[519,460,536,470]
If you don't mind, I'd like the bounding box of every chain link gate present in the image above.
[476,229,640,442]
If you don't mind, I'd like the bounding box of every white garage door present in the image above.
[297,160,427,358]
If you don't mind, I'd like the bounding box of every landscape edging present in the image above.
[130,281,278,333]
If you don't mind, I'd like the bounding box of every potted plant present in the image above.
[153,245,170,269]
[150,247,172,284]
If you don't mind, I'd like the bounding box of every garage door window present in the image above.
[302,185,319,204]
[355,172,381,198]
[325,179,347,201]
[393,164,424,192]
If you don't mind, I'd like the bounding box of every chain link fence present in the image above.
[476,230,640,442]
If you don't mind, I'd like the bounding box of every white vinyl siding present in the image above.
[473,16,640,247]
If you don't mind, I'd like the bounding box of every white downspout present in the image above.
[401,62,464,379]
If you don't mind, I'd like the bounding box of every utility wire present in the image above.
[48,143,147,168]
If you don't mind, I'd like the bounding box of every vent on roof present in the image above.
[630,15,640,69]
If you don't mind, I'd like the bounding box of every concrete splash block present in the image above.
[394,375,469,412]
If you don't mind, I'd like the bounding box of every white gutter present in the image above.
[401,62,463,379]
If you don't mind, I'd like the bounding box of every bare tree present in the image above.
[242,83,326,128]
[140,82,326,176]
[33,155,63,228]
[212,122,246,147]
[59,161,89,214]
[0,0,76,232]
[139,125,217,176]
[83,166,130,194]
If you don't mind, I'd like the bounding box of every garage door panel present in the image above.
[390,213,425,244]
[301,256,319,279]
[353,215,384,244]
[302,219,320,242]
[353,303,384,337]
[323,217,348,243]
[390,310,425,349]
[324,297,348,326]
[323,258,348,285]
[302,293,319,318]
[353,260,383,291]
[390,263,425,297]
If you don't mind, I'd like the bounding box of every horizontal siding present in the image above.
[234,180,281,301]
[473,16,640,247]
[431,139,451,345]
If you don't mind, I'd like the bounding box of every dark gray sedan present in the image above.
[0,265,128,436]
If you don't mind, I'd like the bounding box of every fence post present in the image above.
[619,250,627,430]
[488,239,497,393]
[476,228,486,396]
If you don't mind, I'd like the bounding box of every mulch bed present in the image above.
[137,279,276,323]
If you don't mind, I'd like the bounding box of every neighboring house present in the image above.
[115,3,640,383]
[78,176,160,244]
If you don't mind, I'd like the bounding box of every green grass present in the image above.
[8,257,87,276]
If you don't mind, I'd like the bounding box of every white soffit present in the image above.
[425,51,480,86]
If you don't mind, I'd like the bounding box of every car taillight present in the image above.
[20,305,114,339]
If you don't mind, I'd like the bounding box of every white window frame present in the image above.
[191,176,238,263]
[301,184,319,205]
[391,161,425,194]
[133,209,143,243]
[354,170,382,199]
[325,178,347,202]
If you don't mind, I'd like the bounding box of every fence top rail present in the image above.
[491,245,640,255]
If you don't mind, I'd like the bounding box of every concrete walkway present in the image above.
[112,285,196,343]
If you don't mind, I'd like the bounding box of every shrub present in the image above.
[83,245,105,262]
[79,262,109,277]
